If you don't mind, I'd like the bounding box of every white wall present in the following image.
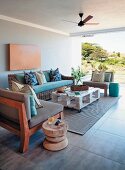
[71,37,82,68]
[0,20,81,88]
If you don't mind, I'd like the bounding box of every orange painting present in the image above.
[9,44,41,70]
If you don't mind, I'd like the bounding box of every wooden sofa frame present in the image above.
[0,96,63,153]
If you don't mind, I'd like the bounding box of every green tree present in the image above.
[109,52,117,58]
[91,46,108,61]
[82,42,108,62]
[81,43,96,59]
[117,52,121,57]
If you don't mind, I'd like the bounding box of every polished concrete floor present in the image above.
[0,85,125,170]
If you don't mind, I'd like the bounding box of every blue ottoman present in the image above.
[109,83,119,97]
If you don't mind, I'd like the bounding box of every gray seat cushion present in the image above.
[29,100,63,128]
[83,81,109,88]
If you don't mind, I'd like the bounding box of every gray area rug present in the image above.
[64,96,119,135]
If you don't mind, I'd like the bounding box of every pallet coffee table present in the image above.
[52,87,100,112]
[42,120,68,151]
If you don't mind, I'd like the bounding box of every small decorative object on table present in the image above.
[55,119,62,126]
[47,116,55,124]
[74,91,80,95]
[56,86,66,93]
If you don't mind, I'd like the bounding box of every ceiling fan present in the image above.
[63,13,99,27]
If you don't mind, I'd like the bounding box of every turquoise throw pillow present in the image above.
[30,95,37,117]
[43,71,50,82]
[15,73,25,84]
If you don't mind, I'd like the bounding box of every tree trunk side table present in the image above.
[42,120,68,151]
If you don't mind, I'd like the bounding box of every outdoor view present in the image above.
[81,32,125,83]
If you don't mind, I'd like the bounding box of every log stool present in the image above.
[42,120,68,151]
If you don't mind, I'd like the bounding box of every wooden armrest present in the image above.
[0,96,29,134]
[0,96,30,152]
[0,96,24,110]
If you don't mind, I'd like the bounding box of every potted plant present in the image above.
[71,66,88,91]
[71,66,85,85]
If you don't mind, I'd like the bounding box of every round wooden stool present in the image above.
[42,120,68,151]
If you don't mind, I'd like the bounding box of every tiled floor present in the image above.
[0,84,125,170]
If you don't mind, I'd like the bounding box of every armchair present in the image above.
[83,71,114,96]
[0,88,63,153]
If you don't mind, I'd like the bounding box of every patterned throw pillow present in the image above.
[92,70,105,82]
[24,71,38,86]
[50,68,62,81]
[11,81,42,109]
[11,81,24,91]
[35,71,47,85]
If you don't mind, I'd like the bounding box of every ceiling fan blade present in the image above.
[62,20,78,24]
[83,15,93,23]
[85,22,99,25]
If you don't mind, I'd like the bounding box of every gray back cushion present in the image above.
[29,100,63,128]
[0,88,31,123]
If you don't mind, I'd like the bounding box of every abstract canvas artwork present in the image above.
[9,44,41,70]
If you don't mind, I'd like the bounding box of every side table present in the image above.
[109,82,119,97]
[42,120,68,151]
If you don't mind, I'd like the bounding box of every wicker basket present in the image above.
[71,85,89,91]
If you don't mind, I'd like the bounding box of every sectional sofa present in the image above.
[8,70,74,100]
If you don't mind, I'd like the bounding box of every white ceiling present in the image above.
[0,0,125,35]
